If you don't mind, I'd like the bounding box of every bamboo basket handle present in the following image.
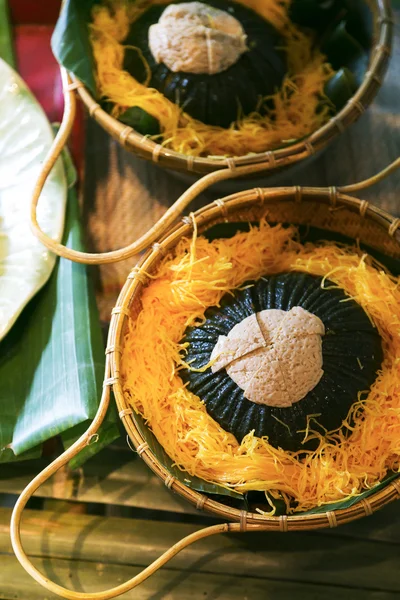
[33,68,400,266]
[10,354,263,600]
[337,157,400,193]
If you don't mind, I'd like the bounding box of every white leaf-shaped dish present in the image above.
[0,58,67,341]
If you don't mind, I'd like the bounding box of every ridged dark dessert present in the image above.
[181,273,383,451]
[123,0,287,127]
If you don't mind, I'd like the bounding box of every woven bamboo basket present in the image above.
[69,0,393,176]
[110,185,400,530]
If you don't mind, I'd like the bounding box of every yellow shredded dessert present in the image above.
[90,0,334,157]
[120,221,400,513]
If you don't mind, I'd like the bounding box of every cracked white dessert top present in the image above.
[210,306,325,407]
[148,2,248,75]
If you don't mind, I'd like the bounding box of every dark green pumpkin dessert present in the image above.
[181,273,383,451]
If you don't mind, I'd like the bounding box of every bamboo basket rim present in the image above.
[74,0,393,175]
[110,186,400,531]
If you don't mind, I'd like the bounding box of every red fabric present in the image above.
[11,4,85,175]
[8,0,61,25]
[14,26,63,123]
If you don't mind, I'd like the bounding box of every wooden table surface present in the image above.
[1,14,400,600]
[1,440,400,599]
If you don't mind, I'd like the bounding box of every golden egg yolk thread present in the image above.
[89,0,334,157]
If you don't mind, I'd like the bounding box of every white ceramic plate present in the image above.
[0,58,67,341]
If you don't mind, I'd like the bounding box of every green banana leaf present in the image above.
[51,0,376,133]
[0,168,119,466]
[51,0,98,97]
[324,68,357,112]
[118,106,161,136]
[301,472,400,515]
[321,20,369,87]
[51,0,157,135]
[0,6,119,466]
[0,0,15,68]
[290,0,374,109]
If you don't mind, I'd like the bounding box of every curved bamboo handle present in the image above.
[337,156,400,194]
[10,355,260,600]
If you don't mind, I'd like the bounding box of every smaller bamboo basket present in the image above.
[110,185,400,531]
[71,0,393,176]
